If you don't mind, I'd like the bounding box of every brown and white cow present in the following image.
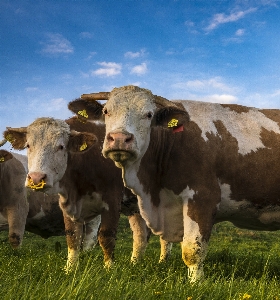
[68,85,280,282]
[0,149,29,248]
[4,116,171,271]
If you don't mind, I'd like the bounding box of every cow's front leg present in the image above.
[98,209,119,269]
[181,197,212,283]
[82,215,101,251]
[128,213,151,263]
[6,202,28,249]
[159,237,173,263]
[64,214,83,273]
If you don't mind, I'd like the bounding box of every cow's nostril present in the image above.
[107,134,114,142]
[125,135,133,143]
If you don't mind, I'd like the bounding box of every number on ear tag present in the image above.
[168,119,179,128]
[78,110,88,119]
[80,142,87,151]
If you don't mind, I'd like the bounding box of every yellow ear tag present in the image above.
[168,118,179,128]
[78,110,88,119]
[5,134,14,143]
[80,142,87,151]
[0,157,5,162]
[27,178,46,190]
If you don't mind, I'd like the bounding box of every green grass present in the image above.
[0,218,280,299]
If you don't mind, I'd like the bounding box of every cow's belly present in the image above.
[136,188,184,243]
[216,183,280,230]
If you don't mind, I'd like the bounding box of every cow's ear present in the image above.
[0,150,13,163]
[3,128,27,150]
[68,98,104,123]
[68,130,98,153]
[151,107,190,133]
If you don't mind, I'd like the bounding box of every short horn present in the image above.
[154,95,177,107]
[81,92,110,101]
[0,139,7,147]
[6,127,27,133]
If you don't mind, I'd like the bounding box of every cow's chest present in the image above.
[136,188,185,242]
[80,192,109,220]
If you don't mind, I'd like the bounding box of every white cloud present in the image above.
[92,62,122,77]
[201,94,238,104]
[175,77,235,93]
[25,87,38,92]
[46,98,67,111]
[124,49,146,58]
[130,63,148,75]
[41,33,74,55]
[79,32,94,39]
[235,29,245,36]
[205,8,257,31]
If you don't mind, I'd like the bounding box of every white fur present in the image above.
[175,100,280,155]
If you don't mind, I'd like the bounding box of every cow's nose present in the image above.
[28,172,47,185]
[107,132,134,147]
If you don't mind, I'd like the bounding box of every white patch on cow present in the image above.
[258,208,280,225]
[216,182,280,230]
[174,100,280,155]
[32,206,46,220]
[216,182,252,218]
[0,213,8,226]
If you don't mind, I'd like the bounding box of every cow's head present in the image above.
[4,117,97,192]
[68,85,189,168]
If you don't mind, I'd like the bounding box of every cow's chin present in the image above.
[106,150,135,168]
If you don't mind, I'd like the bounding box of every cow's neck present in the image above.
[122,127,186,205]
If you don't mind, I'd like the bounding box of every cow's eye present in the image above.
[103,108,108,115]
[25,143,30,149]
[59,145,64,150]
[146,112,153,119]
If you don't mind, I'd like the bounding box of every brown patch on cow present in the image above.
[210,120,280,207]
[221,104,251,114]
[260,109,280,127]
[26,192,64,238]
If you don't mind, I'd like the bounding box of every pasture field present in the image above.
[0,217,280,300]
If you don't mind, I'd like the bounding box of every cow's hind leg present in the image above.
[159,237,172,263]
[128,213,150,263]
[82,215,101,251]
[64,214,83,273]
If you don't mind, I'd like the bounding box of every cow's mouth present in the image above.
[105,150,136,167]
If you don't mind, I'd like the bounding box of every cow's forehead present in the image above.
[27,118,70,143]
[107,88,156,112]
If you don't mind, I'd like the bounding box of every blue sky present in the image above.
[1,0,280,151]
